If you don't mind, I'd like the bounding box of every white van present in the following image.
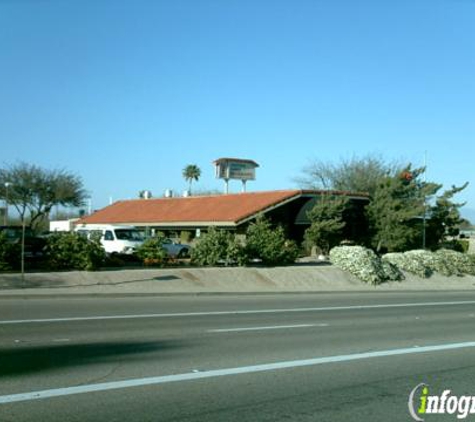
[74,224,145,255]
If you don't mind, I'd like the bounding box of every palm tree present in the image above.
[182,164,201,195]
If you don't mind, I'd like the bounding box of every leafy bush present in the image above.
[191,227,245,266]
[458,240,470,254]
[245,218,299,266]
[329,245,404,284]
[135,236,168,266]
[439,239,469,253]
[45,232,106,271]
[180,231,193,244]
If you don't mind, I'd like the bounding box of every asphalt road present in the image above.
[1,291,475,421]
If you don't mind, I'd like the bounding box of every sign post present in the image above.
[213,158,259,194]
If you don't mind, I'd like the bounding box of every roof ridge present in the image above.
[122,189,302,202]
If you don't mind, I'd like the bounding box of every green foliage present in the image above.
[0,162,87,229]
[296,154,400,197]
[191,227,245,266]
[245,218,299,266]
[425,183,468,250]
[438,239,466,253]
[135,235,168,266]
[367,165,441,252]
[180,230,192,243]
[457,240,470,254]
[304,195,348,254]
[45,232,105,271]
[0,232,20,271]
[182,164,201,193]
[296,155,468,253]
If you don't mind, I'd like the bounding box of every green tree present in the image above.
[304,195,349,255]
[182,164,201,195]
[296,155,468,253]
[0,162,88,230]
[296,154,401,197]
[0,163,88,278]
[367,166,441,252]
[425,183,469,250]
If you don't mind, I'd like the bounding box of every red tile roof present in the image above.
[77,189,368,227]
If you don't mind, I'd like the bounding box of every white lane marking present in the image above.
[208,323,327,333]
[1,340,475,404]
[52,339,70,343]
[1,300,475,325]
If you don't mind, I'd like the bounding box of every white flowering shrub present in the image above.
[381,259,405,281]
[405,250,456,276]
[434,249,475,276]
[330,246,475,284]
[383,249,475,278]
[383,252,432,278]
[329,246,404,285]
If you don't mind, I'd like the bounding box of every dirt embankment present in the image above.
[1,264,475,295]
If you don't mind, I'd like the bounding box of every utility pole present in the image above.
[3,182,11,226]
[422,151,427,249]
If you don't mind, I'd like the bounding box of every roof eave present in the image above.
[235,191,303,225]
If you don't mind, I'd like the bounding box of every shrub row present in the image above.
[191,219,299,267]
[0,232,106,272]
[383,249,475,278]
[0,218,300,272]
[330,245,475,284]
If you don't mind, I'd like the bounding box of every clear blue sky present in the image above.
[1,0,474,218]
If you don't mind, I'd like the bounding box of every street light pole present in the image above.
[3,182,11,226]
[422,151,427,249]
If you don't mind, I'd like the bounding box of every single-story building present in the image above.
[77,189,369,243]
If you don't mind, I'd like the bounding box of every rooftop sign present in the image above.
[213,158,259,192]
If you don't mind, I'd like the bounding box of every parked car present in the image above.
[0,225,47,258]
[74,224,145,255]
[74,225,191,258]
[161,238,191,258]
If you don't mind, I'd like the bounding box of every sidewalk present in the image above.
[1,264,475,296]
